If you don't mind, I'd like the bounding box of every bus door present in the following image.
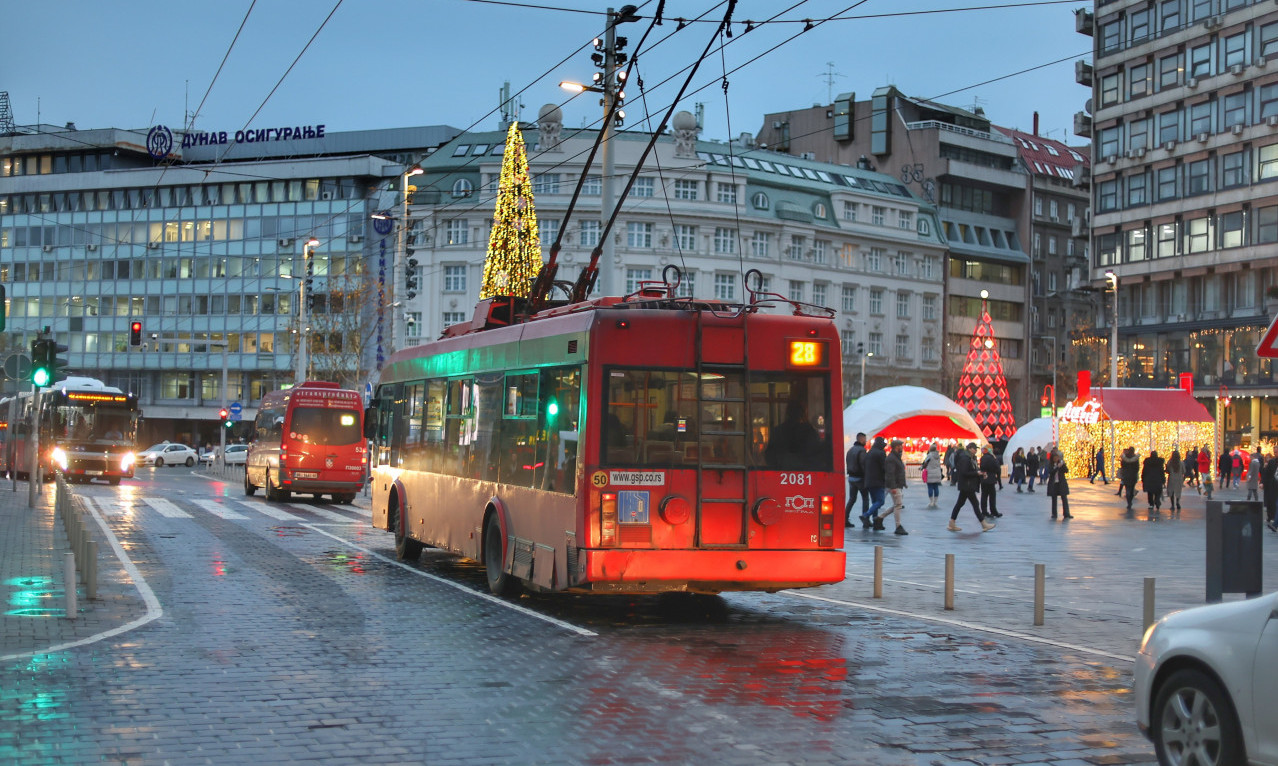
[694,368,749,548]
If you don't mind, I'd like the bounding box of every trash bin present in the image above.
[1205,500,1264,602]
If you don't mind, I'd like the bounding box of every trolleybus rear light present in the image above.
[600,492,618,546]
[818,495,835,547]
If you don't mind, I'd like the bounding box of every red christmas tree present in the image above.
[954,296,1018,441]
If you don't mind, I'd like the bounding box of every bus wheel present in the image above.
[392,502,422,562]
[484,514,518,596]
[243,471,256,496]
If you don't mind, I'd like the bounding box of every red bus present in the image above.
[1,376,140,485]
[366,276,846,595]
[244,381,366,503]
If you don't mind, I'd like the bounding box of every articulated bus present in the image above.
[1,376,140,485]
[367,277,846,595]
[244,381,366,503]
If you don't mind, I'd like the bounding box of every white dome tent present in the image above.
[1003,417,1057,459]
[843,386,988,463]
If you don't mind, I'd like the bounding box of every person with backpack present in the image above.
[1024,447,1040,493]
[1119,446,1141,511]
[920,443,944,509]
[948,442,995,533]
[844,432,868,526]
[861,437,888,529]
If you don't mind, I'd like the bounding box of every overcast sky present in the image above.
[3,0,1090,146]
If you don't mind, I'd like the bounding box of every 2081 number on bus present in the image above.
[779,473,813,486]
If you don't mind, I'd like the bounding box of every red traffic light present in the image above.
[129,321,143,347]
[218,408,229,420]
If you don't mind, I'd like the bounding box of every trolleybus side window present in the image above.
[752,373,831,471]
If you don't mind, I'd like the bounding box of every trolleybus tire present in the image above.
[392,499,423,562]
[243,472,256,496]
[484,513,518,596]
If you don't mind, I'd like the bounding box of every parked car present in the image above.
[1135,591,1278,765]
[136,442,198,468]
[201,444,248,466]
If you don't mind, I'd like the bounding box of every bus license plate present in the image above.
[293,471,318,479]
[86,471,103,476]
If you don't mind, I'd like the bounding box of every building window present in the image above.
[751,231,771,258]
[1034,197,1044,216]
[841,330,855,356]
[1128,172,1148,206]
[1188,101,1212,137]
[580,220,601,247]
[716,182,737,204]
[841,285,856,313]
[1223,33,1246,69]
[451,178,473,198]
[894,252,910,276]
[538,219,559,246]
[811,283,827,307]
[788,280,804,302]
[842,201,857,221]
[674,224,696,251]
[1189,44,1211,78]
[1049,200,1059,220]
[1257,205,1278,243]
[626,221,652,248]
[1260,84,1278,120]
[871,206,886,226]
[752,191,769,209]
[1220,211,1244,248]
[1222,151,1247,187]
[632,177,654,197]
[443,311,466,327]
[922,295,937,320]
[1185,216,1213,253]
[869,288,884,315]
[865,247,883,272]
[813,240,828,264]
[1099,126,1121,158]
[405,312,423,339]
[445,219,468,245]
[898,210,913,230]
[1048,236,1059,255]
[1187,159,1210,195]
[1158,110,1179,144]
[582,175,601,195]
[1157,166,1178,201]
[1127,228,1147,261]
[1129,62,1151,99]
[1157,222,1177,258]
[1159,53,1181,89]
[895,334,912,360]
[713,227,737,254]
[1130,7,1150,42]
[895,292,909,318]
[532,173,561,194]
[868,332,883,356]
[673,179,698,200]
[921,257,938,280]
[1222,91,1247,129]
[1098,179,1118,212]
[786,235,805,260]
[713,273,736,301]
[676,271,696,298]
[1262,22,1278,59]
[625,267,653,294]
[1261,144,1278,180]
[1160,0,1180,32]
[1100,73,1121,107]
[443,264,466,292]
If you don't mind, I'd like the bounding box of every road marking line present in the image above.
[303,525,597,638]
[191,500,249,520]
[141,497,193,518]
[235,501,302,522]
[1,497,163,663]
[784,590,1133,662]
[286,504,360,523]
[343,506,372,518]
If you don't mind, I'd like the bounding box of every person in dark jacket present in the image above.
[1024,447,1040,493]
[1218,449,1233,492]
[1089,446,1108,484]
[944,445,958,485]
[875,439,909,534]
[1119,446,1141,510]
[1046,449,1073,520]
[1165,450,1185,514]
[978,445,1002,518]
[948,443,995,532]
[861,437,888,528]
[1141,450,1167,512]
[1263,451,1278,532]
[845,432,868,525]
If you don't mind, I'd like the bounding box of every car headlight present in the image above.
[50,447,68,471]
[1139,621,1160,655]
[120,453,136,471]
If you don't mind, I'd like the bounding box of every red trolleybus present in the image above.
[366,270,846,595]
[2,376,140,485]
[244,381,366,503]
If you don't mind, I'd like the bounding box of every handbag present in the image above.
[921,468,929,482]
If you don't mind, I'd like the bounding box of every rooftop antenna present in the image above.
[498,81,522,129]
[819,61,844,103]
[694,102,704,129]
[0,92,14,135]
[969,95,987,115]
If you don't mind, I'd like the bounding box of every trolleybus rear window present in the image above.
[602,368,832,471]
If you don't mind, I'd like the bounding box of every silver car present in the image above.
[1135,591,1278,765]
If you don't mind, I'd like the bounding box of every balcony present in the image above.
[1075,8,1093,36]
[1075,60,1093,87]
[1074,111,1092,139]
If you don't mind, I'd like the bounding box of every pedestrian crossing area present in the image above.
[90,494,373,526]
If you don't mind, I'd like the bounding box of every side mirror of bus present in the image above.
[363,407,378,440]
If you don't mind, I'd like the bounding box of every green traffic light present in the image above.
[546,399,559,420]
[32,367,51,387]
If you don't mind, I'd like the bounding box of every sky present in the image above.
[2,0,1091,147]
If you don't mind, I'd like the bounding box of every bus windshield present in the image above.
[603,368,832,471]
[288,407,363,446]
[50,404,136,445]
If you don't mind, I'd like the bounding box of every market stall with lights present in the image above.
[1056,372,1215,477]
[843,385,988,464]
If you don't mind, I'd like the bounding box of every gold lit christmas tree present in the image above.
[480,122,542,298]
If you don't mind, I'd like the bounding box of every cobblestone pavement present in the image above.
[2,466,1272,765]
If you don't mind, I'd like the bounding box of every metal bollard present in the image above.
[63,552,77,619]
[85,540,98,600]
[1143,577,1156,634]
[1034,563,1045,626]
[873,545,883,599]
[944,553,955,610]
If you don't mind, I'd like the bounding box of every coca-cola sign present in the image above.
[1059,400,1104,424]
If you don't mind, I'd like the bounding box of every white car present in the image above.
[201,444,248,466]
[137,443,198,468]
[1135,591,1278,765]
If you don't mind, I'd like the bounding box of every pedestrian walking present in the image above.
[979,444,1002,518]
[1010,447,1026,492]
[1119,446,1140,510]
[1165,450,1185,514]
[875,439,909,535]
[948,442,995,532]
[845,432,868,525]
[1263,451,1278,532]
[1185,446,1199,488]
[1247,450,1262,502]
[1046,449,1072,520]
[944,444,958,486]
[861,436,888,529]
[1198,446,1214,499]
[920,443,944,509]
[1218,449,1233,492]
[1089,446,1108,484]
[1232,449,1245,490]
[1142,450,1166,512]
[1025,447,1040,493]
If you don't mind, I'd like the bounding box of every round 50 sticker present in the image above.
[591,471,609,488]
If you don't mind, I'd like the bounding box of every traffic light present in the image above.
[0,284,6,332]
[31,339,51,387]
[405,257,419,300]
[857,342,865,356]
[219,408,229,421]
[129,321,143,347]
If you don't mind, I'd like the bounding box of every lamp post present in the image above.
[860,351,873,398]
[1038,334,1057,410]
[298,236,319,384]
[1105,270,1119,387]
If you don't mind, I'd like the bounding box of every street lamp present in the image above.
[1105,270,1119,387]
[297,236,319,384]
[860,351,873,397]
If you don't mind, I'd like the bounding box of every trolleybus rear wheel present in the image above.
[484,513,518,596]
[392,496,423,562]
[243,471,256,496]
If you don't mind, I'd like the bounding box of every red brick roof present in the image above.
[994,126,1090,181]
